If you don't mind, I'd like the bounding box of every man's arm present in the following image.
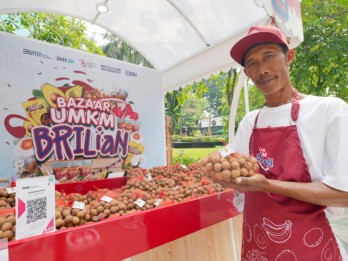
[220,174,348,208]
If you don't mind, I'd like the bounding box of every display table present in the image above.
[8,178,242,261]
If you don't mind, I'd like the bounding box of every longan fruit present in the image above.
[240,168,248,177]
[200,157,208,166]
[2,230,13,240]
[76,210,85,219]
[90,208,98,216]
[221,161,231,170]
[201,167,207,174]
[249,156,258,164]
[85,214,91,221]
[221,170,231,181]
[207,170,214,177]
[238,157,246,167]
[206,162,214,171]
[55,210,62,219]
[228,155,238,162]
[244,162,253,170]
[55,218,64,228]
[231,170,241,178]
[213,163,222,172]
[71,208,79,216]
[6,216,15,225]
[214,172,223,181]
[72,216,80,226]
[0,217,7,227]
[211,154,221,164]
[62,209,71,217]
[2,222,12,231]
[97,205,104,213]
[110,206,118,214]
[231,161,240,170]
[64,215,73,224]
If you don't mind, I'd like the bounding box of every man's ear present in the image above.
[286,49,295,66]
[243,68,249,77]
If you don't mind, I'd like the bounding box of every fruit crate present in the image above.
[8,177,239,261]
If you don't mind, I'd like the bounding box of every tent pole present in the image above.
[228,71,247,144]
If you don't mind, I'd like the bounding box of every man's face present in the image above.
[243,44,294,97]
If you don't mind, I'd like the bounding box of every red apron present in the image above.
[242,91,342,261]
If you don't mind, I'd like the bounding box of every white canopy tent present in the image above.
[0,0,303,140]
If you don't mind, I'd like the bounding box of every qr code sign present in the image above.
[27,197,47,224]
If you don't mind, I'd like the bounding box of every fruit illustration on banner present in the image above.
[23,117,38,136]
[112,102,139,120]
[41,83,67,108]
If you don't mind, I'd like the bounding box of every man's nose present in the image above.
[258,63,269,76]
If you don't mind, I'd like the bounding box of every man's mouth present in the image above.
[257,76,276,85]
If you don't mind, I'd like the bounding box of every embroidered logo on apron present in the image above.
[256,147,274,173]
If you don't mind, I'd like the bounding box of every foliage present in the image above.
[165,87,193,134]
[173,154,199,165]
[291,0,348,100]
[171,135,224,143]
[180,94,209,133]
[193,76,224,118]
[101,32,153,68]
[0,13,104,55]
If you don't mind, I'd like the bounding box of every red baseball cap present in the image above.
[230,25,289,66]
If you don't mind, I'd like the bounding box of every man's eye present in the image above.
[246,61,255,67]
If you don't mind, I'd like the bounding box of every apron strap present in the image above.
[291,89,300,121]
[253,88,300,128]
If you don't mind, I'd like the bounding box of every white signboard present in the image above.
[15,176,55,240]
[0,32,166,183]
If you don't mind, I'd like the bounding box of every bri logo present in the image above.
[256,147,274,172]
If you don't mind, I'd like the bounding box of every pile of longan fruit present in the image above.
[199,152,259,182]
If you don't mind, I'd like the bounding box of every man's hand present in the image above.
[215,174,269,192]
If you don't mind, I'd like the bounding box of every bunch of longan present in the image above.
[199,152,259,182]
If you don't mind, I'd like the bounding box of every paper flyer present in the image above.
[15,176,55,240]
[0,239,9,261]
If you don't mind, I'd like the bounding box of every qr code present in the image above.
[27,197,47,224]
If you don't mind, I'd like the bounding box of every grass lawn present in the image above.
[172,146,223,161]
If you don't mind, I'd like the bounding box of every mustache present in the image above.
[257,75,276,84]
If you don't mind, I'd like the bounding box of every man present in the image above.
[227,25,348,260]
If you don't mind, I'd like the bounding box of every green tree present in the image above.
[165,87,192,135]
[193,76,225,135]
[102,32,153,68]
[180,94,209,135]
[291,0,348,100]
[0,13,104,55]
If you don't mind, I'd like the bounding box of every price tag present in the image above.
[101,195,113,203]
[219,143,235,158]
[153,198,163,206]
[72,201,85,210]
[6,187,15,194]
[180,165,187,169]
[134,198,146,208]
[145,173,153,181]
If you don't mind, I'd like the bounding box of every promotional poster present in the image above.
[0,32,166,184]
